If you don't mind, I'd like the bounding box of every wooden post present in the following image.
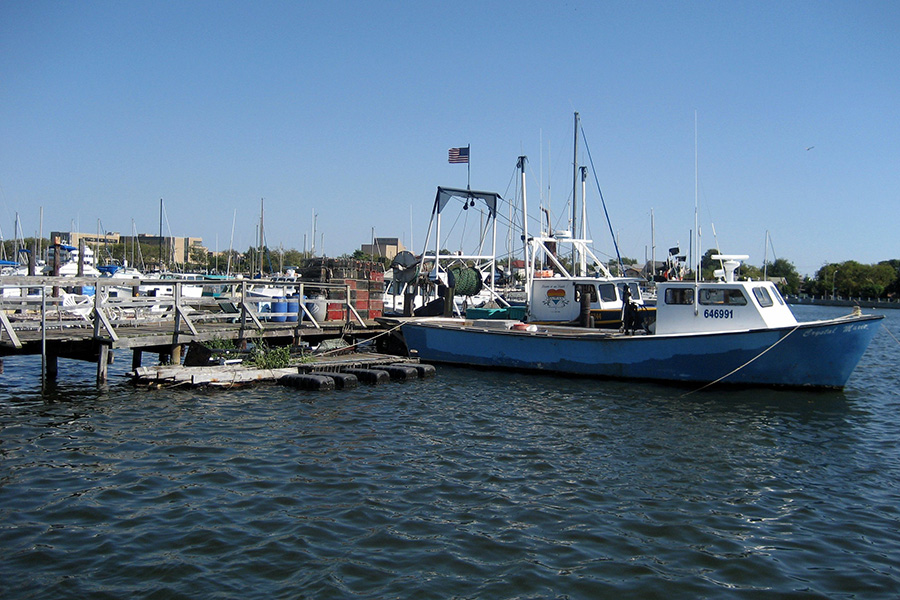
[579,284,593,328]
[132,349,143,370]
[404,286,416,317]
[28,240,36,276]
[77,239,86,278]
[46,354,58,379]
[171,344,182,365]
[442,285,455,318]
[97,345,109,384]
[52,236,61,297]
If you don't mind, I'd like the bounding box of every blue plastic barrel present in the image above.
[271,297,287,322]
[286,294,299,322]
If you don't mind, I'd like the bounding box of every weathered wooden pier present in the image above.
[1,275,395,385]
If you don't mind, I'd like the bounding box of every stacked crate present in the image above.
[302,258,383,322]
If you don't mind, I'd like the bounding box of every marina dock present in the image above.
[1,274,393,385]
[132,352,434,389]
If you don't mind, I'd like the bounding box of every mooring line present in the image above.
[316,320,407,357]
[680,325,802,397]
[882,322,900,347]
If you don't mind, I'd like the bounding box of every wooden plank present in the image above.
[0,311,22,349]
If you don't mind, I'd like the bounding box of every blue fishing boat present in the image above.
[401,256,884,389]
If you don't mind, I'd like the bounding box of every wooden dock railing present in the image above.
[1,275,377,383]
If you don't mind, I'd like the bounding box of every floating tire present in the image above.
[342,368,391,384]
[380,365,420,381]
[280,373,336,391]
[310,371,359,389]
[411,363,436,378]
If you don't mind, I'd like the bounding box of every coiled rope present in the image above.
[448,267,483,297]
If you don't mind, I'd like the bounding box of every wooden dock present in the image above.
[1,275,398,384]
[132,352,433,389]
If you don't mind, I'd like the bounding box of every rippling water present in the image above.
[2,306,899,598]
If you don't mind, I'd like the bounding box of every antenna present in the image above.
[694,111,700,314]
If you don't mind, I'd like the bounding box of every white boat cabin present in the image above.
[654,255,797,335]
[528,275,647,324]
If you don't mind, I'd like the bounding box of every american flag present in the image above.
[448,147,469,164]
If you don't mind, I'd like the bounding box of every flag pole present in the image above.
[467,144,471,190]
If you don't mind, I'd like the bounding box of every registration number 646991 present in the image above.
[703,308,733,319]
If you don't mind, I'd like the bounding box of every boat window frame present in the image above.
[664,287,694,305]
[752,286,774,308]
[771,286,786,305]
[598,283,618,303]
[698,288,748,306]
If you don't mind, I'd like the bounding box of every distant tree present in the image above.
[740,264,764,281]
[700,248,722,280]
[282,249,305,268]
[189,246,208,271]
[879,259,900,298]
[813,260,896,298]
[762,258,801,295]
[605,256,637,276]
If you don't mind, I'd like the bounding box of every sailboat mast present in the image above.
[159,199,164,271]
[519,156,531,307]
[651,209,656,280]
[259,198,265,276]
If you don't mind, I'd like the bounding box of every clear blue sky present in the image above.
[1,1,898,276]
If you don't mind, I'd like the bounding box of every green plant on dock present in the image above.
[249,339,293,369]
[205,338,237,350]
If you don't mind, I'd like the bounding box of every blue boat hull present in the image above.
[401,315,884,389]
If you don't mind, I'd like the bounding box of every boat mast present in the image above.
[159,199,164,272]
[259,198,264,276]
[519,156,531,307]
[572,111,579,269]
[579,165,587,276]
[693,111,700,314]
[651,208,655,281]
[227,209,236,276]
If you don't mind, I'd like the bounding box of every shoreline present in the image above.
[787,296,899,310]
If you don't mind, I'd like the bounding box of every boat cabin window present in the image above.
[772,286,786,305]
[699,288,747,305]
[599,284,618,302]
[752,286,774,307]
[664,288,694,305]
[627,282,642,301]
